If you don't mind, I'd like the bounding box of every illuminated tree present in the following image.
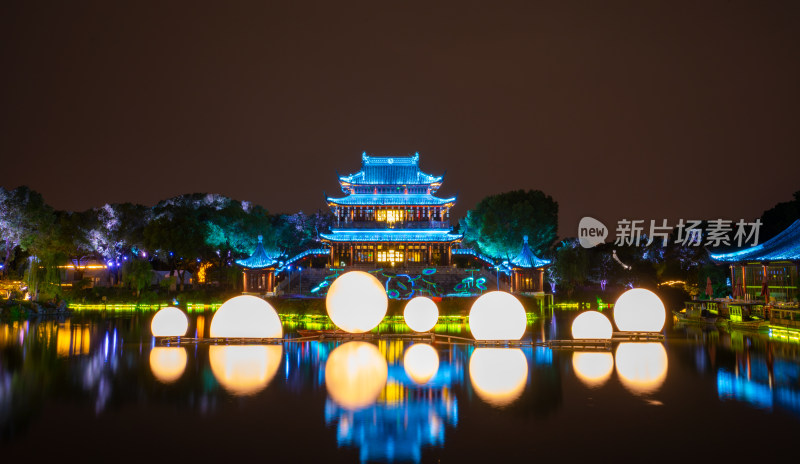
[461,190,558,260]
[0,186,53,277]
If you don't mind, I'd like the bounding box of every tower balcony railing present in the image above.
[334,220,451,230]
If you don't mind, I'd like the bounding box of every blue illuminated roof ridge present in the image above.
[320,229,463,242]
[509,235,551,268]
[235,235,282,269]
[327,193,455,206]
[710,219,800,262]
[338,152,444,186]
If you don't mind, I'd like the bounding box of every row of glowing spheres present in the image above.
[152,271,667,340]
[150,340,667,403]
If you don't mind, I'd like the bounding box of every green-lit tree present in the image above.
[460,190,558,260]
[122,259,153,297]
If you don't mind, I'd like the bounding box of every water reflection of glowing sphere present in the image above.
[613,288,666,332]
[325,342,388,409]
[615,343,668,395]
[571,311,613,339]
[404,297,439,333]
[209,345,283,396]
[150,306,189,337]
[326,271,388,333]
[149,347,187,383]
[572,352,614,387]
[468,291,527,341]
[469,348,528,407]
[403,343,440,385]
[210,295,282,338]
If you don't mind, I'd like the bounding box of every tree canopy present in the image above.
[461,189,558,260]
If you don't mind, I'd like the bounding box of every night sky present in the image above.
[2,1,798,237]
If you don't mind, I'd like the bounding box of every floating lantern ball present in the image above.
[325,342,388,410]
[150,306,189,337]
[468,291,527,341]
[326,271,388,333]
[209,295,283,338]
[613,288,666,332]
[403,297,439,333]
[403,343,440,385]
[571,311,613,340]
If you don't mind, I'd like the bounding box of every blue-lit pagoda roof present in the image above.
[320,229,462,243]
[499,235,550,271]
[711,219,800,263]
[235,235,282,269]
[327,193,456,206]
[338,152,443,186]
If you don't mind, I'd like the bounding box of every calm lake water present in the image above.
[2,309,799,463]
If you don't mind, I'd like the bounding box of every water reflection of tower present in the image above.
[324,341,464,463]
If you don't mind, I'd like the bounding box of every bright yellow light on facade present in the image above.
[468,348,528,407]
[326,271,388,333]
[571,311,613,340]
[325,342,388,410]
[572,352,614,388]
[403,343,439,385]
[210,295,282,338]
[149,347,187,383]
[376,209,401,223]
[209,345,283,396]
[150,306,189,337]
[403,297,439,332]
[613,288,666,332]
[468,291,527,341]
[615,343,668,395]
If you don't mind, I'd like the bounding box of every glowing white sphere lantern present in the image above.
[326,271,388,333]
[571,311,613,340]
[469,348,528,407]
[572,352,614,388]
[404,297,439,333]
[149,347,187,383]
[325,342,388,410]
[468,291,527,341]
[210,295,282,338]
[403,343,440,385]
[150,306,189,337]
[209,345,283,396]
[613,288,666,332]
[615,343,668,395]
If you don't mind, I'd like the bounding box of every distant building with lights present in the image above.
[711,219,800,303]
[499,235,551,293]
[320,152,462,266]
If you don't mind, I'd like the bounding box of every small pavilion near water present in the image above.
[500,236,551,293]
[236,235,282,295]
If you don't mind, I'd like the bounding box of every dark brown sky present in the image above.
[2,1,798,237]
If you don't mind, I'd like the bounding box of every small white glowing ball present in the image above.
[572,352,614,388]
[149,347,187,383]
[403,343,440,385]
[404,297,439,333]
[468,291,527,341]
[615,343,668,395]
[326,271,388,333]
[469,348,528,407]
[210,295,282,338]
[209,345,283,396]
[571,311,613,340]
[613,288,666,332]
[325,342,388,410]
[150,306,189,337]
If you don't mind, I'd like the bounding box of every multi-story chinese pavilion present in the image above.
[321,152,462,266]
